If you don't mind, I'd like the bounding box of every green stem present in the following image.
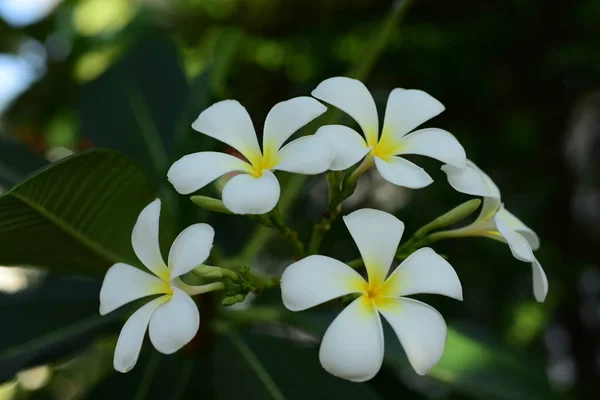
[269,207,306,259]
[308,172,345,254]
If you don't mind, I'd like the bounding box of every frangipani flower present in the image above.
[100,199,222,372]
[442,161,548,302]
[168,97,334,214]
[281,208,462,381]
[312,76,466,188]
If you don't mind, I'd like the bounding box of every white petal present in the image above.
[274,135,334,174]
[100,263,171,315]
[478,195,502,223]
[494,211,534,262]
[343,208,404,287]
[131,199,170,281]
[113,296,167,373]
[263,96,327,156]
[315,125,370,171]
[167,152,252,195]
[312,77,379,145]
[396,128,465,169]
[222,170,280,214]
[319,298,384,382]
[376,297,447,375]
[281,255,366,311]
[497,208,540,250]
[168,224,214,279]
[441,160,500,198]
[191,100,262,166]
[380,248,463,300]
[381,88,445,139]
[374,156,433,189]
[531,258,548,302]
[148,288,200,354]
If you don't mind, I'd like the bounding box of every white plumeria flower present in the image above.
[311,76,466,188]
[100,199,222,373]
[442,161,548,302]
[168,97,334,214]
[281,208,462,381]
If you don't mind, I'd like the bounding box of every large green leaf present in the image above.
[0,149,156,273]
[0,137,48,188]
[213,330,383,400]
[287,311,556,400]
[0,275,121,383]
[78,37,189,180]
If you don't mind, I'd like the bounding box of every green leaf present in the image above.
[79,37,189,180]
[214,330,383,400]
[0,149,157,273]
[287,311,555,400]
[0,137,48,187]
[0,275,121,383]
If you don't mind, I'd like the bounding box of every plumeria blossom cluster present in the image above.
[99,76,548,381]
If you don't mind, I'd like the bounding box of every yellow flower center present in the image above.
[248,153,279,178]
[368,131,403,161]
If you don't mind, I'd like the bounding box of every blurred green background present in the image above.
[1,0,599,399]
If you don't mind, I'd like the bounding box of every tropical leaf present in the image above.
[213,330,383,400]
[78,36,189,181]
[0,275,121,383]
[0,149,157,273]
[286,311,555,400]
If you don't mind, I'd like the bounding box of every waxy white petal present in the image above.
[374,156,433,189]
[442,161,500,198]
[100,263,170,315]
[396,128,466,169]
[281,255,366,311]
[275,135,334,174]
[319,298,384,382]
[380,248,463,300]
[222,170,280,214]
[381,88,445,140]
[113,296,167,373]
[376,297,447,375]
[131,199,169,281]
[497,208,540,250]
[191,100,262,166]
[263,96,327,156]
[531,258,548,302]
[478,195,502,223]
[168,224,214,279]
[167,152,251,195]
[312,77,379,145]
[494,211,534,262]
[149,288,200,354]
[343,208,404,286]
[315,125,370,171]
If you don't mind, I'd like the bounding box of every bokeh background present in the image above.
[1,0,600,399]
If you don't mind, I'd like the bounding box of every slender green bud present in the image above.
[192,265,239,280]
[191,195,232,214]
[414,199,482,239]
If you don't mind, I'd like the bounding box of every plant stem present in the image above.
[308,172,345,254]
[269,207,305,259]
